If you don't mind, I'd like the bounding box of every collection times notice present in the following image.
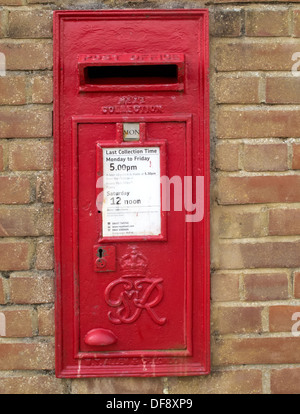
[102,147,161,237]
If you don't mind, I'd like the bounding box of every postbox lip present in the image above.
[53,9,209,18]
[78,53,185,92]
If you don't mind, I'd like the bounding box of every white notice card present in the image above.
[102,147,161,237]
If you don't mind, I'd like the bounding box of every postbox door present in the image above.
[74,117,193,357]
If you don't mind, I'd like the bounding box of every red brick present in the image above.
[0,206,53,237]
[0,0,24,4]
[0,176,31,204]
[212,306,263,334]
[266,77,300,104]
[294,272,300,298]
[167,370,262,394]
[10,274,54,304]
[36,174,53,203]
[38,305,54,336]
[210,10,242,37]
[211,272,240,302]
[216,76,260,104]
[9,141,53,171]
[271,368,300,394]
[0,242,33,271]
[71,377,164,394]
[216,42,300,71]
[0,12,4,38]
[245,10,289,37]
[269,306,300,333]
[243,144,288,172]
[244,273,289,301]
[0,278,6,304]
[36,240,54,270]
[0,342,54,370]
[0,41,52,70]
[218,176,300,205]
[8,10,52,38]
[215,143,239,171]
[218,208,266,238]
[292,143,300,169]
[217,108,300,139]
[213,337,300,366]
[30,75,53,104]
[0,76,26,105]
[2,309,33,337]
[0,374,65,394]
[215,240,300,269]
[0,145,4,171]
[0,108,52,139]
[293,10,300,37]
[269,208,300,236]
[27,0,55,2]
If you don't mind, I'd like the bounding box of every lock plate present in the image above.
[94,245,116,272]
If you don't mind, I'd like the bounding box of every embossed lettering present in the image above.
[105,278,166,325]
[101,105,163,114]
[104,246,166,326]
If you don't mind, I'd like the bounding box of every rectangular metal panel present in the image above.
[54,9,210,378]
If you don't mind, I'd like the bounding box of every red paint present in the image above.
[93,245,116,272]
[96,131,168,242]
[84,328,117,346]
[54,9,210,378]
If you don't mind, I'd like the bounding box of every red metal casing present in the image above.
[54,9,210,378]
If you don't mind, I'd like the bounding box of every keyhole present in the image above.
[97,248,104,258]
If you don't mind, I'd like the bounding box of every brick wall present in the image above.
[0,0,300,394]
[210,0,300,395]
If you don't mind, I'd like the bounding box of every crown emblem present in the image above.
[119,246,148,277]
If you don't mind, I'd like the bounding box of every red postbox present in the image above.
[54,9,210,378]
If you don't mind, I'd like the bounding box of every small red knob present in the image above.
[96,258,107,268]
[84,328,117,346]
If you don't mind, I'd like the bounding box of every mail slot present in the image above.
[54,9,210,378]
[78,53,185,91]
